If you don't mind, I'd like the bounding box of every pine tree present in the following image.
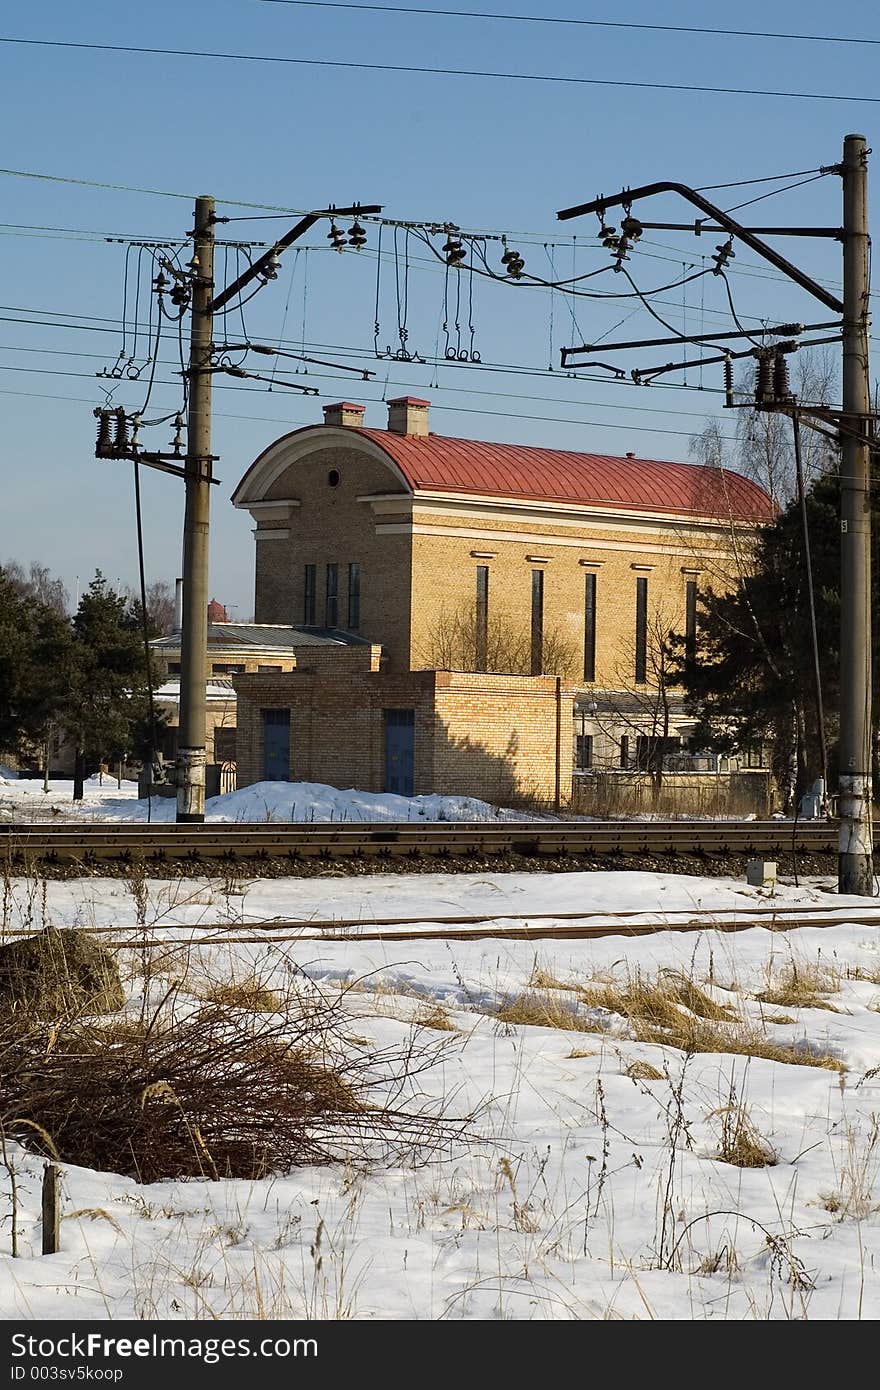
[0,568,71,758]
[675,468,879,804]
[64,572,155,799]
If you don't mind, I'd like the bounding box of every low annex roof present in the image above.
[150,623,372,652]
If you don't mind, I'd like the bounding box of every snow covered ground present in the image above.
[0,773,533,824]
[2,867,880,1320]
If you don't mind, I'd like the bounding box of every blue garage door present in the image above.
[384,708,415,797]
[262,708,291,781]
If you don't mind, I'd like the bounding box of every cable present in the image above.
[255,2,880,48]
[723,171,833,215]
[717,270,764,349]
[0,338,733,422]
[791,411,828,805]
[1,36,879,103]
[131,459,157,824]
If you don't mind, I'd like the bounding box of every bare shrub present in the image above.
[0,988,459,1182]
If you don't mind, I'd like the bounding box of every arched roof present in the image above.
[233,424,774,522]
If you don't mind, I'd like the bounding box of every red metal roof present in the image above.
[355,429,774,521]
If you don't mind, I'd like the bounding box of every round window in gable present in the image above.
[327,468,341,488]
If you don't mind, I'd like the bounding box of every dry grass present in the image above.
[201,980,282,1012]
[715,1105,778,1168]
[757,961,840,1012]
[527,966,579,994]
[582,971,843,1072]
[493,968,844,1071]
[496,991,600,1035]
[567,1047,596,1059]
[414,1004,457,1033]
[583,972,734,1028]
[625,1060,664,1082]
[820,1116,880,1219]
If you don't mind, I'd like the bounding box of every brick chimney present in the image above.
[322,402,366,428]
[387,396,430,437]
[207,598,228,622]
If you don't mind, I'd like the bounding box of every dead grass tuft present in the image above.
[201,980,282,1012]
[414,1004,457,1032]
[580,971,843,1071]
[625,1060,664,1082]
[527,966,578,993]
[757,961,840,1012]
[715,1105,778,1168]
[495,991,600,1035]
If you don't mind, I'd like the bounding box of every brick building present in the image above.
[149,620,368,765]
[229,398,772,799]
[234,648,572,805]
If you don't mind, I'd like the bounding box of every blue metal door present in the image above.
[262,709,291,781]
[384,709,415,796]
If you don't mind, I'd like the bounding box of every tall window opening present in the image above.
[475,566,489,671]
[530,569,544,676]
[325,563,339,627]
[635,576,648,684]
[583,572,597,683]
[303,564,316,625]
[348,562,361,630]
[685,579,697,664]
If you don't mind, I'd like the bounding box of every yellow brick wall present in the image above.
[254,444,414,667]
[409,520,718,687]
[232,669,571,806]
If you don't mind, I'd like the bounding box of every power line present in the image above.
[256,0,880,49]
[1,35,878,103]
[0,338,729,423]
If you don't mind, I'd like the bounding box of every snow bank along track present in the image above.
[0,819,837,866]
[1,899,878,948]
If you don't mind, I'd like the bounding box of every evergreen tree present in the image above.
[64,572,155,799]
[0,567,71,757]
[676,468,879,804]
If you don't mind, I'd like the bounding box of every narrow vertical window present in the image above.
[303,564,316,625]
[475,566,489,671]
[348,562,361,630]
[685,579,697,664]
[583,572,597,683]
[530,569,544,676]
[576,733,593,769]
[635,576,648,684]
[620,734,629,769]
[325,563,339,627]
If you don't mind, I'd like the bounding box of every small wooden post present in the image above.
[41,1163,60,1255]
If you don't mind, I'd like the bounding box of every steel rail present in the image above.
[9,900,879,949]
[0,818,838,863]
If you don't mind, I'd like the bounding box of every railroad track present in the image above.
[2,898,877,948]
[0,818,838,864]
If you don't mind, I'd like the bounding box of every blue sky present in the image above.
[0,0,877,615]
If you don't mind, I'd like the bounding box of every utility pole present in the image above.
[176,195,215,822]
[838,134,872,894]
[95,199,381,823]
[557,134,874,896]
